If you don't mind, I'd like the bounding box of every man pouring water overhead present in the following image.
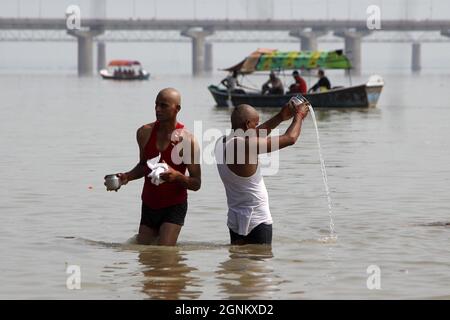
[214,97,310,245]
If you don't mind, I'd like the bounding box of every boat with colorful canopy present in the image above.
[208,49,383,108]
[100,60,150,80]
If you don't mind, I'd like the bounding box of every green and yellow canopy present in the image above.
[225,49,352,74]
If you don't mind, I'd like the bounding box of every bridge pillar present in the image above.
[411,42,421,73]
[67,29,103,76]
[441,30,450,38]
[204,42,213,74]
[334,30,370,76]
[289,29,327,51]
[181,28,214,76]
[97,41,106,72]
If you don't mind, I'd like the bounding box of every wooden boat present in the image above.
[209,49,383,108]
[209,76,383,108]
[100,60,150,80]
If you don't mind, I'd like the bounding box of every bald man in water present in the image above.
[109,88,201,246]
[215,102,309,245]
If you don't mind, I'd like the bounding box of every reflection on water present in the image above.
[215,245,283,300]
[138,247,201,300]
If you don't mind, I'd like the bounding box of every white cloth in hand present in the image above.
[146,155,168,186]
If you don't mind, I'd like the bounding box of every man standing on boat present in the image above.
[107,88,201,246]
[261,71,284,95]
[214,101,310,245]
[221,71,240,92]
[308,69,331,93]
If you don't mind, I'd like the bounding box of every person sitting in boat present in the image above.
[115,67,123,78]
[288,70,307,94]
[221,71,240,92]
[308,69,331,93]
[261,71,284,95]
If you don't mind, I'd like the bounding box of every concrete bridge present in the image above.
[2,17,450,76]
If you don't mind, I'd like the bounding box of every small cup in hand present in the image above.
[289,95,307,110]
[289,95,310,119]
[104,174,121,192]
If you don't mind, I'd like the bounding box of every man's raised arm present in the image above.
[254,102,309,154]
[256,103,294,136]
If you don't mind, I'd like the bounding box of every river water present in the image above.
[0,72,449,299]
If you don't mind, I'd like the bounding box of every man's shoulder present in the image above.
[176,127,199,145]
[138,122,155,132]
[179,127,194,137]
[137,122,155,141]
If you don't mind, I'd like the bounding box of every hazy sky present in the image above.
[1,0,450,74]
[1,0,450,20]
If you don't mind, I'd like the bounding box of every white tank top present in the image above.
[215,136,273,236]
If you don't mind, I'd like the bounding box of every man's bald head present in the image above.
[157,87,181,106]
[231,104,259,130]
[155,88,181,122]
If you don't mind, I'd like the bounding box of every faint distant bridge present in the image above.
[1,18,450,75]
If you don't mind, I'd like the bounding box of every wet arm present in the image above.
[124,161,147,182]
[256,112,283,136]
[175,163,201,191]
[256,113,305,154]
[174,136,201,191]
[256,101,295,136]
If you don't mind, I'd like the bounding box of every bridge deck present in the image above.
[1,18,450,32]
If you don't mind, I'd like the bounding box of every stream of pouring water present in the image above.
[307,105,337,241]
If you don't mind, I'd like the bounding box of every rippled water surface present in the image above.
[0,73,449,299]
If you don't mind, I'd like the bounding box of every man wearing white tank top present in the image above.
[215,101,310,245]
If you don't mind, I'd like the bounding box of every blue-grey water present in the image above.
[0,71,449,299]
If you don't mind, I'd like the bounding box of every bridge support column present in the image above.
[204,42,213,74]
[97,41,106,72]
[441,30,450,38]
[68,29,103,76]
[440,31,450,73]
[181,28,214,76]
[289,29,327,51]
[334,30,370,76]
[411,42,421,73]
